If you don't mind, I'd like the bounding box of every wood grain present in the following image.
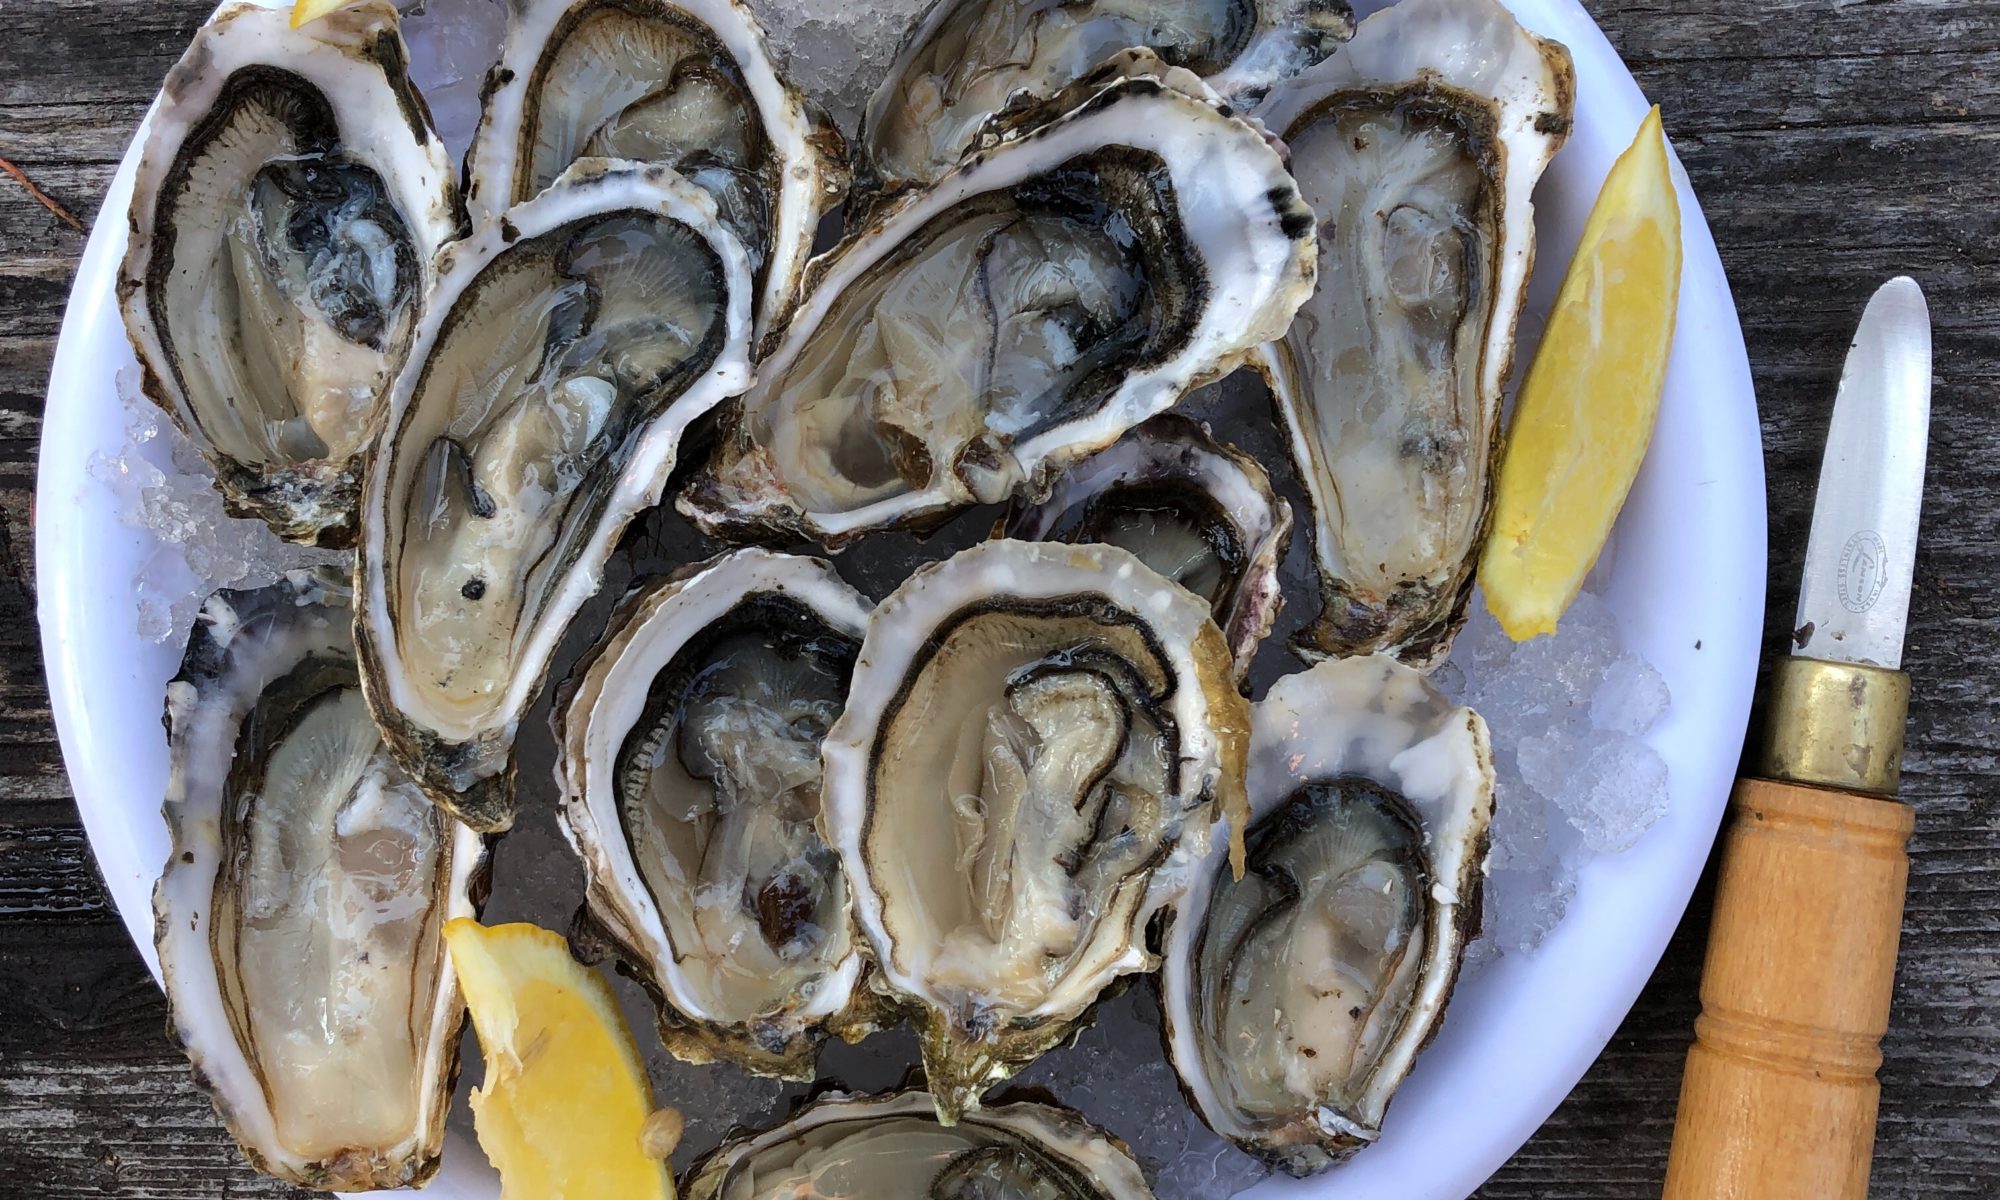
[1,0,1996,1196]
[1664,777,1917,1200]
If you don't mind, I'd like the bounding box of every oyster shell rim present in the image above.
[151,566,490,1191]
[678,70,1318,550]
[999,410,1294,686]
[681,1087,1156,1198]
[114,0,460,549]
[552,546,887,1080]
[852,0,1357,201]
[1158,652,1496,1176]
[461,0,850,340]
[354,157,755,832]
[1250,0,1577,667]
[820,538,1250,1120]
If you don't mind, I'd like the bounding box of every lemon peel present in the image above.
[1481,106,1683,639]
[444,919,675,1200]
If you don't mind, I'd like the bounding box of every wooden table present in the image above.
[1,1,1993,1195]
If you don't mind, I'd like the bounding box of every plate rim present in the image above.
[33,0,1766,1196]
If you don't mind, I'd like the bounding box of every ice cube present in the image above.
[746,0,936,139]
[1558,736,1671,854]
[96,374,343,649]
[1471,861,1579,964]
[1449,580,1672,958]
[1592,653,1671,737]
[402,0,510,166]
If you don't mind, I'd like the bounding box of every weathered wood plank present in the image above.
[0,0,1995,1197]
[0,919,315,1197]
[0,825,109,918]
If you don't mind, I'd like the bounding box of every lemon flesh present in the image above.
[290,0,356,27]
[1481,106,1683,640]
[444,919,675,1200]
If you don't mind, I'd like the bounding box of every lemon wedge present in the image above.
[444,919,675,1200]
[1481,106,1683,640]
[289,0,356,28]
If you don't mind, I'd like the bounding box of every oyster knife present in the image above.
[1662,277,1931,1200]
[1792,276,1931,670]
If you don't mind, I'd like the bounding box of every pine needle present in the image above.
[0,155,85,233]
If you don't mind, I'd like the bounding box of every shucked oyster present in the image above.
[555,548,877,1078]
[859,0,1353,198]
[119,0,457,547]
[464,0,845,334]
[1254,0,1574,664]
[357,160,753,831]
[1161,654,1494,1174]
[680,72,1317,548]
[684,1090,1154,1199]
[1001,412,1292,683]
[821,539,1249,1119]
[153,567,486,1190]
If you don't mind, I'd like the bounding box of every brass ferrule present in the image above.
[1752,656,1911,796]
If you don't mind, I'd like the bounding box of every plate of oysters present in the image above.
[36,0,1766,1195]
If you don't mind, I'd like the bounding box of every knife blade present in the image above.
[1663,277,1932,1200]
[1792,276,1931,669]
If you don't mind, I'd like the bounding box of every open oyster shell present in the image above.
[679,71,1317,549]
[153,567,486,1190]
[464,0,846,336]
[117,0,458,547]
[1160,654,1494,1174]
[1000,412,1292,684]
[357,159,753,831]
[554,548,880,1078]
[858,0,1353,199]
[1253,0,1575,665]
[684,1090,1155,1198]
[821,539,1249,1120]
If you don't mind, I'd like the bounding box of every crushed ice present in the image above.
[88,371,343,648]
[401,0,509,165]
[745,0,936,138]
[1436,584,1673,962]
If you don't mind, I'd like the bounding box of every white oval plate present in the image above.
[34,0,1763,1195]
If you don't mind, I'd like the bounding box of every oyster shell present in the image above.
[1160,653,1494,1174]
[464,0,845,335]
[1000,412,1292,683]
[153,567,486,1190]
[684,1090,1154,1198]
[1253,0,1575,664]
[118,0,458,547]
[357,160,753,831]
[554,548,878,1078]
[679,72,1317,548]
[821,539,1249,1119]
[858,0,1354,198]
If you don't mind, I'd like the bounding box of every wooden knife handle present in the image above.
[1662,776,1915,1200]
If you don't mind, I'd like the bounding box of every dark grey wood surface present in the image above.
[1,1,1994,1196]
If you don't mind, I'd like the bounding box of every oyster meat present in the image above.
[153,567,486,1190]
[859,0,1353,198]
[1254,0,1575,664]
[1161,654,1494,1174]
[821,539,1249,1118]
[118,0,458,547]
[555,548,878,1078]
[684,1090,1154,1198]
[465,0,845,334]
[679,71,1317,548]
[357,160,753,831]
[1000,412,1291,682]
